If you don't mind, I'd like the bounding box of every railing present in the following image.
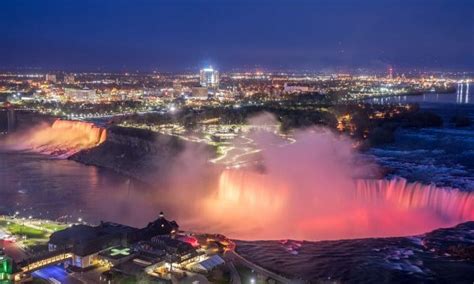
[20,252,73,273]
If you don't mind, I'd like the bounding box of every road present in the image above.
[0,239,28,261]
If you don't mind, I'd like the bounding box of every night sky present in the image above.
[0,0,473,72]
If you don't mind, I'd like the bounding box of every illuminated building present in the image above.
[64,74,75,84]
[45,74,57,83]
[172,81,185,97]
[335,73,353,80]
[190,254,225,273]
[0,253,14,281]
[283,83,310,94]
[64,87,97,102]
[388,66,394,80]
[200,67,219,88]
[143,88,162,97]
[47,212,179,269]
[192,87,209,100]
[48,222,136,268]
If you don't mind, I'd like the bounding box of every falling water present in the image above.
[1,119,107,157]
[202,169,474,240]
[356,178,474,221]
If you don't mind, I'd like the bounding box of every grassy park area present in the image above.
[0,216,68,248]
[0,220,47,239]
[38,222,68,232]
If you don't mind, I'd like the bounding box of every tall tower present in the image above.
[45,74,57,83]
[200,67,219,88]
[388,66,394,80]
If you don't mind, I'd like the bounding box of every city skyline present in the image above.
[1,0,473,72]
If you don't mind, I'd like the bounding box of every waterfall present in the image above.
[2,119,107,157]
[356,178,474,221]
[203,169,474,240]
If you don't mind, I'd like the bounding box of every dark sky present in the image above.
[0,0,473,72]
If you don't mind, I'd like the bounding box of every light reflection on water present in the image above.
[366,84,471,105]
[0,151,164,227]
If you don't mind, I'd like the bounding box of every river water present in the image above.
[0,152,137,223]
[367,84,474,190]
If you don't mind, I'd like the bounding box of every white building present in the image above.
[64,88,97,102]
[64,74,75,84]
[190,255,225,273]
[200,67,219,88]
[45,74,57,83]
[283,83,310,93]
[143,88,162,97]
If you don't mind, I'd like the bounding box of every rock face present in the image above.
[71,126,207,182]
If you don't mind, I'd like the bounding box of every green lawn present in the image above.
[37,222,68,232]
[23,239,49,248]
[0,220,48,239]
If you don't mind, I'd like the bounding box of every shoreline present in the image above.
[357,90,457,102]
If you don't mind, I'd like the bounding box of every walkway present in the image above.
[227,261,241,284]
[227,250,304,284]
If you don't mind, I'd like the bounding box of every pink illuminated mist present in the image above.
[4,116,474,241]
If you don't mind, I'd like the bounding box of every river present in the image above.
[367,83,474,190]
[0,151,164,227]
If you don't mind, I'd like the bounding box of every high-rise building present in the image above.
[200,67,219,88]
[64,74,75,84]
[172,81,183,96]
[45,74,57,83]
[388,66,393,80]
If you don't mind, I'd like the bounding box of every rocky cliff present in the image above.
[71,126,211,182]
